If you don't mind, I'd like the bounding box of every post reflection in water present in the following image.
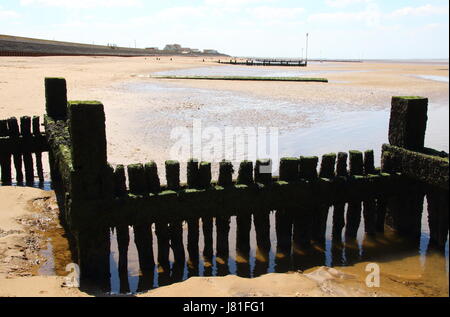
[108,205,449,295]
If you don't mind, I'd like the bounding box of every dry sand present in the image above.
[0,56,448,297]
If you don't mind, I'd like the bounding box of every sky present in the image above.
[0,0,449,59]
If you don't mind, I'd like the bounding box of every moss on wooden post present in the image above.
[299,156,318,180]
[127,164,147,194]
[218,160,233,187]
[349,150,364,176]
[279,157,299,181]
[336,152,348,177]
[199,161,212,189]
[144,161,160,193]
[319,153,336,179]
[389,96,428,151]
[66,100,112,291]
[45,77,67,120]
[237,160,254,185]
[165,160,180,190]
[187,159,199,188]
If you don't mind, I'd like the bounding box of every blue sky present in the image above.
[1,0,448,59]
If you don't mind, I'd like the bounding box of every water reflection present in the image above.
[109,203,449,295]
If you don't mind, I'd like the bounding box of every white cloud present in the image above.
[308,4,381,27]
[0,5,20,19]
[19,0,143,9]
[389,4,449,18]
[250,6,305,20]
[204,0,277,6]
[325,0,372,8]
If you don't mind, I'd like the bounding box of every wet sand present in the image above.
[0,56,448,297]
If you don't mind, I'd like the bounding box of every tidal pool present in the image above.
[105,74,449,295]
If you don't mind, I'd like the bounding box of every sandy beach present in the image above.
[0,56,448,297]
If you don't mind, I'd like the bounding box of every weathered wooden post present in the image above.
[363,150,377,236]
[236,160,254,257]
[8,117,23,183]
[345,150,364,239]
[216,160,233,274]
[332,152,348,240]
[199,161,214,262]
[165,160,186,269]
[276,158,297,258]
[67,100,113,291]
[44,78,67,188]
[20,116,34,185]
[32,116,45,183]
[0,119,12,185]
[113,165,130,294]
[186,159,200,271]
[293,156,318,252]
[253,159,272,253]
[383,97,428,238]
[253,159,272,276]
[128,163,155,291]
[314,153,336,243]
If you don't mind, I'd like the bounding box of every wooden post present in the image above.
[253,159,272,253]
[32,116,44,183]
[363,150,377,236]
[276,158,297,257]
[67,101,112,291]
[0,119,12,185]
[332,152,348,241]
[113,165,130,294]
[8,117,23,183]
[199,161,214,262]
[293,156,318,251]
[314,153,336,243]
[427,189,449,249]
[127,163,155,288]
[345,150,364,239]
[236,161,253,256]
[385,97,429,237]
[165,160,185,267]
[45,78,67,120]
[216,160,233,269]
[186,159,200,269]
[389,97,428,151]
[20,116,34,185]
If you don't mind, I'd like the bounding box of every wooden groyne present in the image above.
[218,59,307,67]
[0,116,48,185]
[1,79,448,292]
